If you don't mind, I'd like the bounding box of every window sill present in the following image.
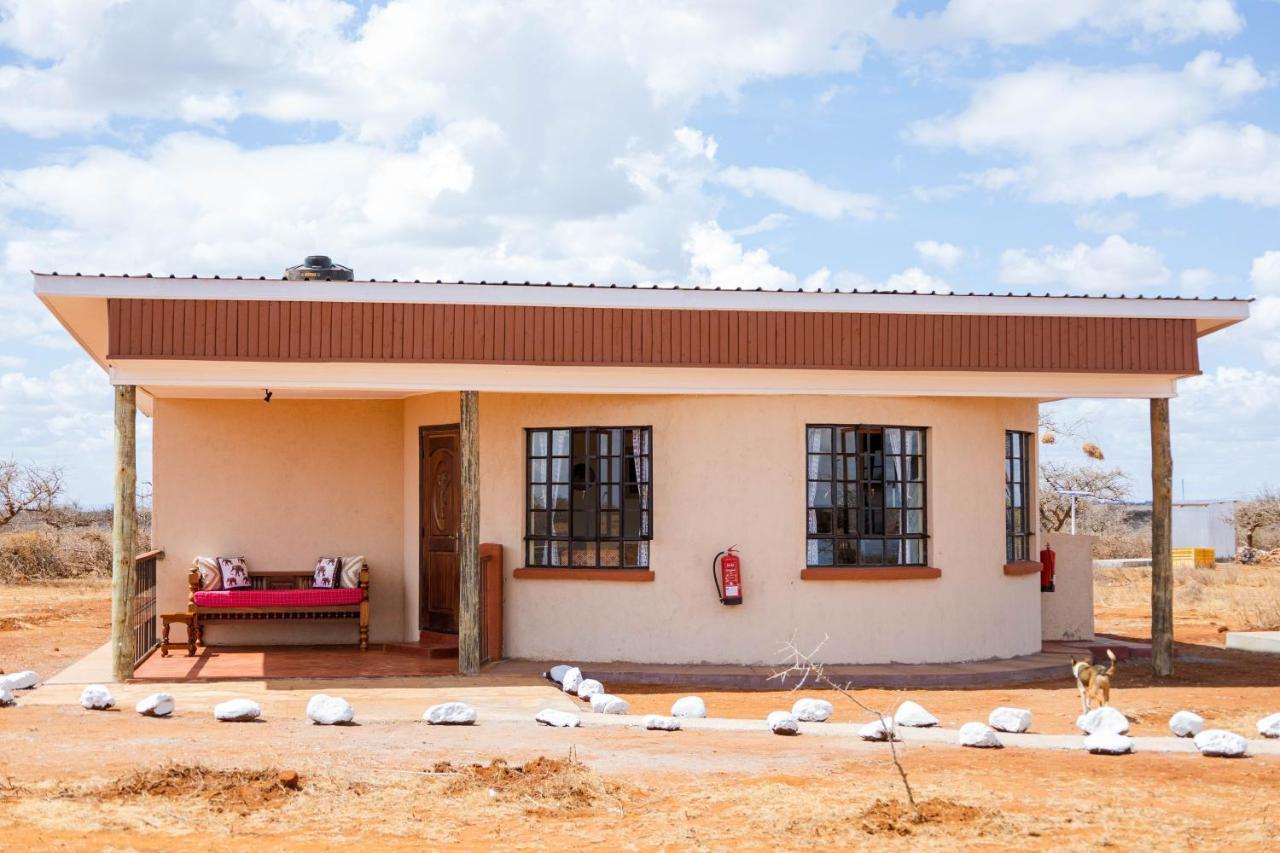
[801,567,941,581]
[1003,561,1043,576]
[513,568,655,582]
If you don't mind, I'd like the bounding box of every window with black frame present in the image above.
[1006,430,1033,562]
[525,427,652,569]
[806,425,928,567]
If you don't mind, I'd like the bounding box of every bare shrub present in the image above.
[774,637,922,823]
[0,527,114,582]
[0,460,63,530]
[1039,462,1129,533]
[1234,488,1280,549]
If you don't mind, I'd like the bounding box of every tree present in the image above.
[1233,487,1280,549]
[1039,461,1129,532]
[0,460,63,530]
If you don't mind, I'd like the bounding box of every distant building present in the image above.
[1172,500,1237,558]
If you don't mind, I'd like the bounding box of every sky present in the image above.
[0,0,1278,505]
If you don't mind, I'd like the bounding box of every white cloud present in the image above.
[1075,210,1138,234]
[1042,364,1280,501]
[682,221,796,290]
[1245,251,1280,368]
[1250,251,1280,295]
[0,0,1243,141]
[800,265,951,294]
[0,358,153,503]
[999,235,1170,293]
[882,0,1242,49]
[1021,123,1280,206]
[909,52,1266,155]
[732,213,793,237]
[802,267,832,291]
[717,166,882,221]
[913,240,964,271]
[1178,267,1225,295]
[910,50,1280,208]
[884,266,951,294]
[0,0,882,139]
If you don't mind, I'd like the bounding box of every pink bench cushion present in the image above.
[193,589,364,608]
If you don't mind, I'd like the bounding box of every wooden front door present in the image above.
[420,425,461,634]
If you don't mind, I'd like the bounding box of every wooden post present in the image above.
[1150,397,1174,677]
[111,384,138,682]
[457,390,482,675]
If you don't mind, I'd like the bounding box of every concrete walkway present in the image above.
[571,713,1280,756]
[52,642,1091,689]
[19,669,1278,757]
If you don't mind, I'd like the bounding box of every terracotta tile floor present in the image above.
[132,645,459,682]
[127,641,1147,687]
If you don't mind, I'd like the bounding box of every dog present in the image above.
[1071,649,1117,714]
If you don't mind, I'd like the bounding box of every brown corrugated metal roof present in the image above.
[31,271,1256,302]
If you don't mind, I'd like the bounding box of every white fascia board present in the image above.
[32,274,1250,331]
[109,359,1181,400]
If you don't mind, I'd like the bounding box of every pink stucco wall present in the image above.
[151,398,404,645]
[153,391,1040,663]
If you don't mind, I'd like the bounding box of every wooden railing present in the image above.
[132,549,163,667]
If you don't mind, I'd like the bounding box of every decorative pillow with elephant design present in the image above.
[312,557,342,589]
[216,556,252,591]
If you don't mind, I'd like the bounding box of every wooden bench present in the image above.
[188,564,371,651]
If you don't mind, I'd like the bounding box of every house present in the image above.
[33,263,1250,676]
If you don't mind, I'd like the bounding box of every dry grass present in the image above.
[0,528,113,583]
[98,764,302,814]
[1095,561,1280,631]
[432,751,630,814]
[859,798,989,836]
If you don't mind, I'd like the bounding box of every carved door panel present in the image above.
[420,426,460,633]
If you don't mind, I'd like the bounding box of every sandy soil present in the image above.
[0,701,1277,850]
[0,579,111,679]
[1,572,1279,849]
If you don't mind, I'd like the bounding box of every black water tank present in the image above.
[284,255,354,281]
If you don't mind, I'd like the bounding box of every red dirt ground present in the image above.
[1,575,1278,848]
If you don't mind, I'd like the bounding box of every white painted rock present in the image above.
[424,701,478,725]
[792,698,833,722]
[1084,732,1133,755]
[2,671,38,691]
[535,708,580,728]
[671,696,707,718]
[136,693,175,717]
[306,694,354,725]
[644,714,682,731]
[214,699,262,722]
[1169,710,1204,738]
[894,700,938,728]
[767,711,800,735]
[79,684,114,710]
[589,694,630,715]
[1194,729,1248,757]
[858,718,896,741]
[1257,712,1280,738]
[1076,706,1129,735]
[958,722,1002,748]
[546,664,572,685]
[988,706,1032,733]
[576,679,604,700]
[0,684,14,707]
[560,667,584,695]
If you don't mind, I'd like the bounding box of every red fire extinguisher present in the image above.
[713,547,743,605]
[1040,544,1056,593]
